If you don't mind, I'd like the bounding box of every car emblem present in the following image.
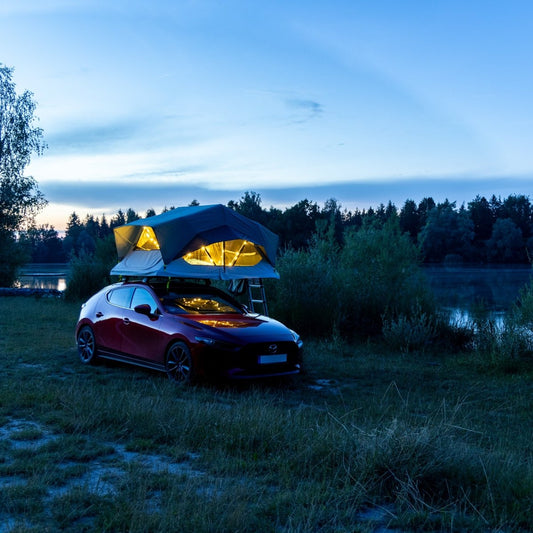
[268,344,278,354]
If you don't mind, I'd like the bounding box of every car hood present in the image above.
[184,314,294,341]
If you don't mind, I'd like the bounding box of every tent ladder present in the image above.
[247,278,268,316]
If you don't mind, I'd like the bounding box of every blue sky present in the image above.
[2,1,533,229]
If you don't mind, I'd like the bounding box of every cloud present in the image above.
[40,181,234,212]
[285,98,323,123]
[40,174,533,217]
[45,118,157,154]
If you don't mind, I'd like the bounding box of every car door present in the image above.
[93,286,135,353]
[119,287,165,363]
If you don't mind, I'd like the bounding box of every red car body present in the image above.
[75,280,302,382]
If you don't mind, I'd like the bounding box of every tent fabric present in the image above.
[110,249,280,280]
[113,204,278,264]
[111,204,280,280]
[112,250,163,275]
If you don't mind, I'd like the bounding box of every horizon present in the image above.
[42,183,532,234]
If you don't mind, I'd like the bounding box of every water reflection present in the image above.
[423,264,532,322]
[443,306,507,329]
[16,264,69,292]
[16,275,67,291]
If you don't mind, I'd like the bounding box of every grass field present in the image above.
[0,297,532,532]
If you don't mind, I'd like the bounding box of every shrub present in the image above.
[512,280,533,329]
[473,315,533,370]
[468,279,533,370]
[64,236,117,301]
[432,314,475,352]
[269,220,436,340]
[0,231,29,287]
[339,220,435,337]
[382,303,437,353]
[268,234,341,337]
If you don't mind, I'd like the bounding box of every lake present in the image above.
[423,264,532,320]
[16,263,69,292]
[15,263,533,317]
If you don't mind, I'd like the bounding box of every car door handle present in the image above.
[96,312,103,318]
[123,318,130,325]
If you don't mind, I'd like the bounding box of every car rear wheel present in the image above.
[165,341,194,384]
[77,326,97,365]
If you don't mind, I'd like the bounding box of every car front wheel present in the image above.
[165,341,194,384]
[77,325,97,365]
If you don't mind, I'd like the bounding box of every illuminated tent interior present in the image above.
[110,204,279,280]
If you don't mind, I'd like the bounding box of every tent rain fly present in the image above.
[110,204,279,280]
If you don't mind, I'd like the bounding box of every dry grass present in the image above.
[0,297,532,531]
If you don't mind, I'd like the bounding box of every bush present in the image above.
[339,221,435,337]
[269,220,436,339]
[268,234,341,337]
[382,303,437,353]
[512,280,533,329]
[64,236,117,301]
[0,231,29,287]
[473,316,533,371]
[432,314,475,353]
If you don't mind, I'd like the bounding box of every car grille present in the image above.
[232,341,300,370]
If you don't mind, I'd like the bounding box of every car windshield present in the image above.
[161,293,242,315]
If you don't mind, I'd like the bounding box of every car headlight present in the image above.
[195,335,216,346]
[290,329,304,349]
[194,335,239,351]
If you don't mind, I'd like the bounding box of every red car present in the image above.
[75,280,303,382]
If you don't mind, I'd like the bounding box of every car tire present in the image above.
[77,325,98,365]
[165,341,194,384]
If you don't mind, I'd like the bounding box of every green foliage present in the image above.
[432,315,475,353]
[270,219,435,338]
[0,64,46,285]
[468,194,494,240]
[0,64,47,233]
[18,224,66,263]
[382,303,437,353]
[487,218,526,263]
[64,235,117,301]
[419,202,475,262]
[268,232,341,337]
[512,280,533,329]
[0,230,29,286]
[17,190,533,271]
[472,316,533,372]
[399,198,420,240]
[466,281,533,370]
[339,220,435,337]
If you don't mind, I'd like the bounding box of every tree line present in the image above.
[2,60,533,289]
[18,190,533,265]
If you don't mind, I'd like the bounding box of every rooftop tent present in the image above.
[110,204,280,280]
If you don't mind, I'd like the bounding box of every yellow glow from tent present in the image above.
[184,239,262,267]
[136,226,160,251]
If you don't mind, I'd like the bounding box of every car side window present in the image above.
[107,287,134,308]
[131,288,159,314]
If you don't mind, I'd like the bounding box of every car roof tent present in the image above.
[111,204,280,281]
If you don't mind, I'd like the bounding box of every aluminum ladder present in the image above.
[247,278,269,316]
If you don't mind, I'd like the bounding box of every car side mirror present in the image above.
[134,304,153,317]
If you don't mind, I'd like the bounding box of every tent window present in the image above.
[184,239,262,267]
[136,226,160,251]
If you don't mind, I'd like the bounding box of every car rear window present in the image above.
[107,287,135,308]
